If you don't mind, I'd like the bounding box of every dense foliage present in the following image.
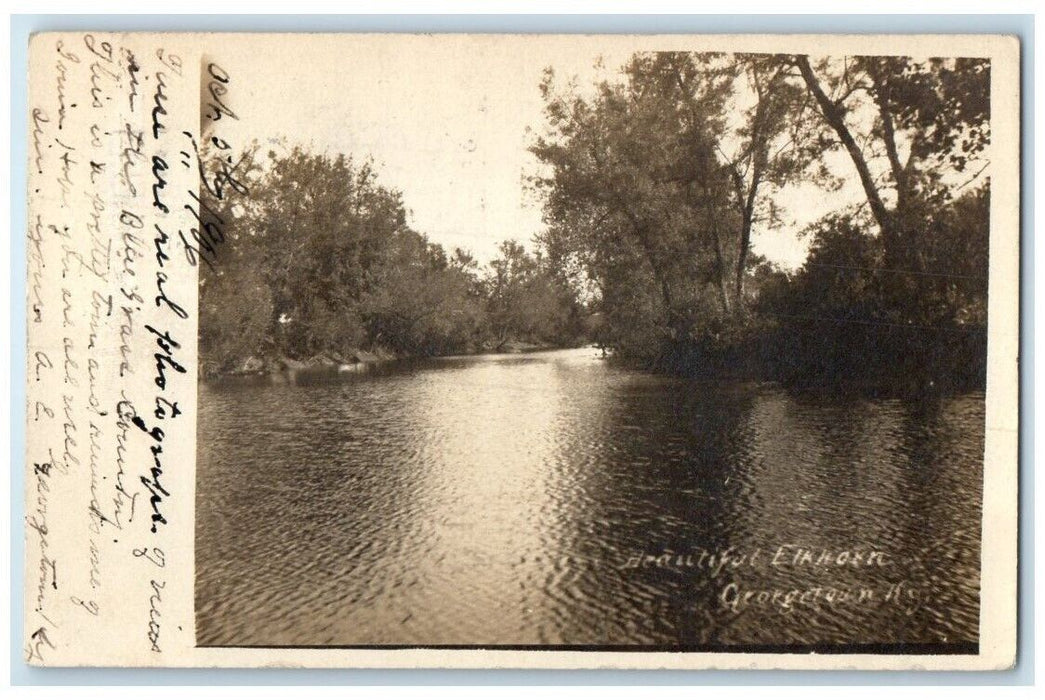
[199,147,583,376]
[532,52,990,391]
[201,51,991,394]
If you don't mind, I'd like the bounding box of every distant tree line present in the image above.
[200,51,990,393]
[199,147,584,376]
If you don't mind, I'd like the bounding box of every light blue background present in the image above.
[9,13,1035,686]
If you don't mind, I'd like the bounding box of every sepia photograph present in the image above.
[187,35,1001,653]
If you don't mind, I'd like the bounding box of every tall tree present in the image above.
[794,55,990,273]
[532,52,816,357]
[722,54,821,300]
[533,53,735,346]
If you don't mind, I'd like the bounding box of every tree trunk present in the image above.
[795,56,894,240]
[734,178,759,304]
[708,209,732,316]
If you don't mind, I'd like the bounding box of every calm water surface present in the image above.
[196,347,983,648]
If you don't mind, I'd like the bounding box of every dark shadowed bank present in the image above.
[199,52,989,396]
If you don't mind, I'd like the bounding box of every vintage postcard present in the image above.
[23,32,1019,670]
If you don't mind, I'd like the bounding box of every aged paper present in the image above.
[23,32,1019,670]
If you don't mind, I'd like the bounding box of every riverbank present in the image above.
[202,339,565,380]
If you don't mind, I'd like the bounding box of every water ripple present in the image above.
[196,348,983,647]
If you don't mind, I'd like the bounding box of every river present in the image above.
[195,346,983,651]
